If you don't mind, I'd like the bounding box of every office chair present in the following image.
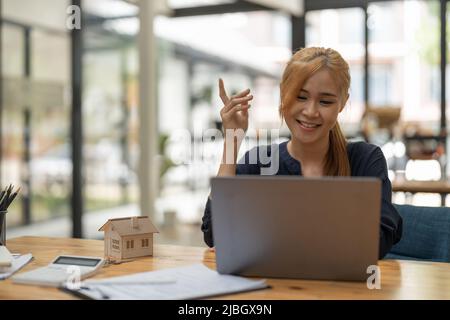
[385,204,450,262]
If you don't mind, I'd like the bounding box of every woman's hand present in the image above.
[219,78,253,133]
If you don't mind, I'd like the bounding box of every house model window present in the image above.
[126,240,134,249]
[112,239,120,250]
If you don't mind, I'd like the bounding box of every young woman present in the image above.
[201,47,402,259]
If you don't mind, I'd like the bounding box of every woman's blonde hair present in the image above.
[279,47,351,176]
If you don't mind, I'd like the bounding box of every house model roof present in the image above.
[98,216,159,236]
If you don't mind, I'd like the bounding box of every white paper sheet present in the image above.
[0,253,33,280]
[72,263,268,300]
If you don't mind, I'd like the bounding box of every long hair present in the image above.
[279,47,351,176]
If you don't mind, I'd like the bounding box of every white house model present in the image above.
[99,216,159,262]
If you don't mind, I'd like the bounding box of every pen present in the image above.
[80,286,111,299]
[6,190,19,208]
[0,185,20,211]
[0,185,9,211]
[0,192,6,210]
[4,185,12,208]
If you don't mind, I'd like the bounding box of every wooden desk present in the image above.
[392,180,450,194]
[1,236,450,300]
[392,180,450,206]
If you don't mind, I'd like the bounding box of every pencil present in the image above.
[0,185,20,211]
[4,186,12,209]
[6,191,19,209]
[0,190,6,211]
[0,194,5,211]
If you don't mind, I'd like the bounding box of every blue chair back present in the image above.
[385,204,450,262]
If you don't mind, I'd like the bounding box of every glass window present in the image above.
[1,25,25,226]
[368,1,440,131]
[30,30,71,223]
[32,30,70,82]
[83,49,135,213]
[3,0,69,31]
[446,1,450,177]
[82,0,140,224]
[154,11,291,230]
[167,0,236,9]
[369,64,393,106]
[1,24,24,77]
[1,25,71,226]
[1,0,73,232]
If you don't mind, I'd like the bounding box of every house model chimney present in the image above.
[131,216,139,229]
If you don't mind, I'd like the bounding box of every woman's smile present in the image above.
[296,119,322,132]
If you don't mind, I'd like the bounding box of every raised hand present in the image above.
[218,78,253,133]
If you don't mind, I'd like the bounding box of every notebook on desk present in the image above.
[62,264,269,300]
[0,253,34,280]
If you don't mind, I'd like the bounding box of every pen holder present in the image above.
[0,210,6,246]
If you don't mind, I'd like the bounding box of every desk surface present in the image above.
[1,236,450,300]
[392,179,450,193]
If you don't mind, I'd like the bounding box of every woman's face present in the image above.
[284,68,345,145]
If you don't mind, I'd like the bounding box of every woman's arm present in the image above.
[201,79,253,247]
[364,146,403,259]
[201,196,215,247]
[213,78,252,180]
[201,146,262,247]
[201,138,243,248]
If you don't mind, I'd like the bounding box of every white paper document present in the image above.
[68,263,269,300]
[0,253,33,280]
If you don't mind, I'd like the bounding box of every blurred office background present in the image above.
[1,0,450,246]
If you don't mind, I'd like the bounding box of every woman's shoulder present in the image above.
[347,140,387,176]
[347,140,382,157]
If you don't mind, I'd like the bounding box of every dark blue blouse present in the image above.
[201,140,403,259]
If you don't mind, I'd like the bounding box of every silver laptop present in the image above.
[210,176,381,281]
